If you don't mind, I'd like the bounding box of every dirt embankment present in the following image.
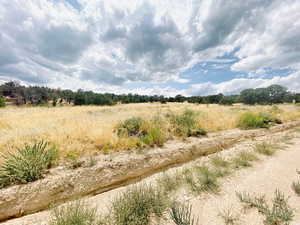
[1,120,300,222]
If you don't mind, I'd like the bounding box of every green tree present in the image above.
[0,96,5,107]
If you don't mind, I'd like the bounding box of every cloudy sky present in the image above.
[0,0,300,96]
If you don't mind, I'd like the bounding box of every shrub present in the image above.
[116,117,145,137]
[139,127,166,147]
[111,185,169,225]
[0,96,5,108]
[0,141,58,188]
[169,202,199,225]
[50,201,97,225]
[259,113,282,124]
[170,110,206,137]
[237,112,269,129]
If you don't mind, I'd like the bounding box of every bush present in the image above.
[170,110,207,137]
[0,96,5,108]
[0,141,58,188]
[237,112,281,129]
[111,185,169,225]
[50,201,100,225]
[139,127,166,147]
[116,117,145,137]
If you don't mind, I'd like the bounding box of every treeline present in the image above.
[0,81,300,107]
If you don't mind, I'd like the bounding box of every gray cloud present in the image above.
[37,25,92,64]
[0,0,300,95]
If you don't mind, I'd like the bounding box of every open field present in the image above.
[1,103,300,159]
[2,123,300,225]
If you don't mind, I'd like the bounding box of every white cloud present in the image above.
[189,70,300,96]
[0,0,300,95]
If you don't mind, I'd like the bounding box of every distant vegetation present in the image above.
[1,81,300,107]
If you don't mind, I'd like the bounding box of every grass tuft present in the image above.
[237,190,294,225]
[0,141,58,188]
[255,142,277,156]
[50,201,101,225]
[231,152,259,169]
[219,208,240,225]
[111,184,169,225]
[169,202,199,225]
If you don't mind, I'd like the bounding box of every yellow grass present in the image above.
[0,103,299,159]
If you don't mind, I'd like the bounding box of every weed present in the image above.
[211,156,230,168]
[66,152,84,169]
[169,202,199,225]
[255,142,277,156]
[50,201,101,225]
[111,184,169,225]
[237,112,281,129]
[170,110,206,137]
[156,172,183,194]
[219,208,240,225]
[237,190,294,225]
[116,117,145,137]
[190,166,220,194]
[139,127,166,147]
[281,135,294,145]
[231,152,258,169]
[291,181,300,196]
[0,141,58,188]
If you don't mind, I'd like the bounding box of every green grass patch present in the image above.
[237,112,281,129]
[169,109,207,137]
[0,141,58,188]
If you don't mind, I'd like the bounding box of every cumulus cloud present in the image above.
[189,70,300,96]
[0,0,300,95]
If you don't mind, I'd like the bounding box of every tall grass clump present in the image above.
[0,141,58,188]
[116,117,146,137]
[184,166,220,195]
[111,184,169,225]
[237,112,281,129]
[169,202,199,225]
[50,201,101,225]
[169,109,207,137]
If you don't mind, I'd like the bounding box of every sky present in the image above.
[0,0,300,96]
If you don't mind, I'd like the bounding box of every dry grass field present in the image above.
[0,103,300,159]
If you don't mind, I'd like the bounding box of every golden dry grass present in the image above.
[0,103,299,159]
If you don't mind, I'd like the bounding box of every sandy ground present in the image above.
[2,129,300,225]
